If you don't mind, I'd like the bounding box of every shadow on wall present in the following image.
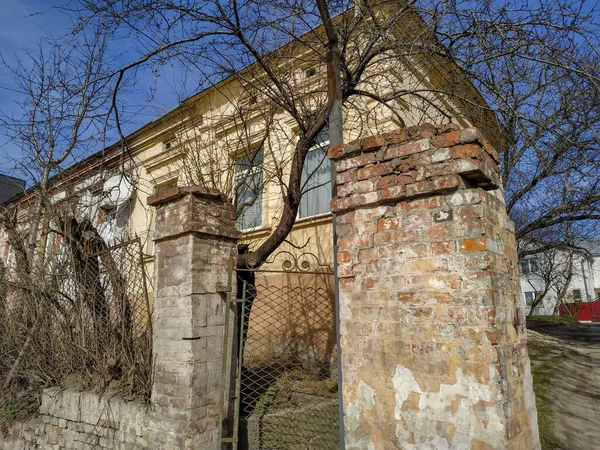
[243,272,336,376]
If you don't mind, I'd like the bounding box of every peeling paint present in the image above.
[334,127,540,449]
[392,365,504,449]
[344,381,377,450]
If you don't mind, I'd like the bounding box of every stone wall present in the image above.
[329,124,540,449]
[0,187,240,450]
[0,388,188,450]
[148,185,240,447]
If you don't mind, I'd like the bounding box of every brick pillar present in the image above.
[147,186,240,445]
[329,125,540,449]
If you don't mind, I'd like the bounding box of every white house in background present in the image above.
[520,239,600,315]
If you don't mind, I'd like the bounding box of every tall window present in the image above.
[234,149,263,231]
[299,129,331,218]
[572,289,582,302]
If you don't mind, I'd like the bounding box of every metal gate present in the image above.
[219,250,339,450]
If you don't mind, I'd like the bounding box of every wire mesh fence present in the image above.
[232,254,339,450]
[0,229,152,421]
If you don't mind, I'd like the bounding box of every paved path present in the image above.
[527,323,600,450]
[528,322,600,345]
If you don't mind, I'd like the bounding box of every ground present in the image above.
[527,317,600,450]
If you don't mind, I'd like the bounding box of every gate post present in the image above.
[147,186,240,446]
[329,125,540,449]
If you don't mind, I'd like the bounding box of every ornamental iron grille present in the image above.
[219,250,339,450]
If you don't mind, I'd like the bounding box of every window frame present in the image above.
[298,131,332,220]
[520,258,540,276]
[524,291,536,308]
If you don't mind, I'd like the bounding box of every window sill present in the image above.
[238,222,268,233]
[294,212,333,228]
[240,225,272,238]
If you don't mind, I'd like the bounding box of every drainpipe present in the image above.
[581,258,592,301]
[316,0,346,444]
[326,47,347,450]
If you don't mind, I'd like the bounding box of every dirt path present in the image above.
[527,323,600,450]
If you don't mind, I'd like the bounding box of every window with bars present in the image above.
[234,149,264,231]
[299,129,331,219]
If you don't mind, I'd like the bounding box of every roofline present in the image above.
[0,174,26,185]
[8,5,505,205]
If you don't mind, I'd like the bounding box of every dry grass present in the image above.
[0,236,152,425]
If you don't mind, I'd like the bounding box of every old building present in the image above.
[521,239,600,316]
[0,10,542,449]
[0,174,25,204]
[0,44,502,306]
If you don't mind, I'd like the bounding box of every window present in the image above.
[572,289,582,301]
[44,231,67,266]
[520,259,540,276]
[524,291,536,308]
[595,288,600,300]
[234,149,263,231]
[305,67,317,79]
[299,129,331,218]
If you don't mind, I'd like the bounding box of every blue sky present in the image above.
[0,0,188,181]
[0,0,68,176]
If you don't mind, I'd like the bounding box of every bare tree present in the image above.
[65,0,600,267]
[520,243,578,316]
[0,29,124,401]
[0,27,115,261]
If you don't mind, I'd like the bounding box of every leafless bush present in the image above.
[0,209,152,422]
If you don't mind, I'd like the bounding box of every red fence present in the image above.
[559,299,600,322]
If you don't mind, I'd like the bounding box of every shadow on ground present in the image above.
[527,319,600,450]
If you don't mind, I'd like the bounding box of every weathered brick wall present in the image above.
[329,124,540,449]
[0,186,240,449]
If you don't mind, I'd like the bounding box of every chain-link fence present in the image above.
[230,253,339,450]
[0,227,152,421]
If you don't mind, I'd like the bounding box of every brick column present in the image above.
[147,186,240,446]
[329,125,540,449]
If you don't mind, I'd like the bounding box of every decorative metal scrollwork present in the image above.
[240,249,333,273]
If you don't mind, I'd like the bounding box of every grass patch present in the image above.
[243,367,339,450]
[527,315,579,326]
[527,336,566,449]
